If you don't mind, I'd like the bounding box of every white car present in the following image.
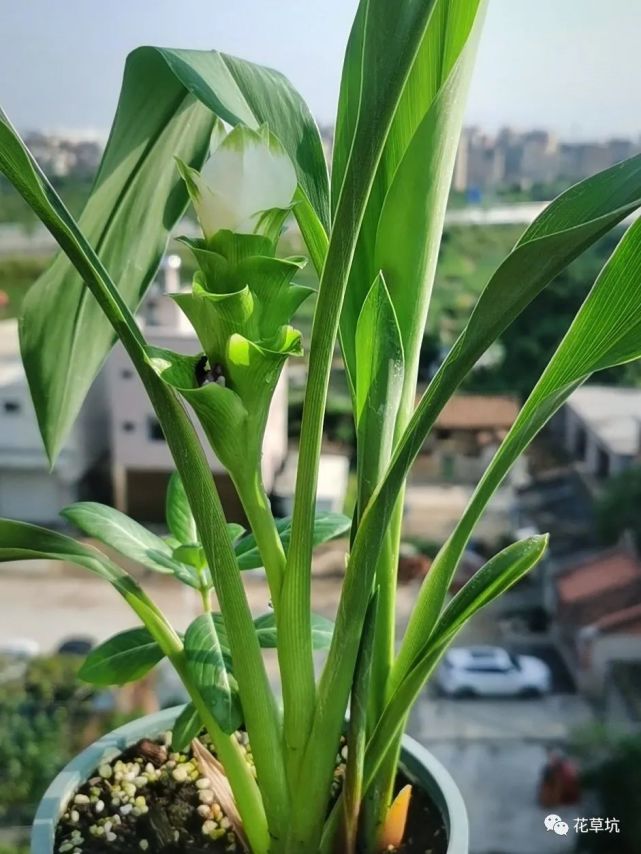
[436,646,552,698]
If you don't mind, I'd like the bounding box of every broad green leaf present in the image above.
[172,703,202,752]
[166,473,198,545]
[14,64,213,463]
[5,47,328,462]
[62,502,177,575]
[234,513,351,570]
[184,614,242,734]
[396,216,641,679]
[355,273,404,506]
[337,0,484,404]
[78,628,164,686]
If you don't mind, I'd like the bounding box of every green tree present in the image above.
[576,729,641,853]
[467,231,641,398]
[597,466,641,550]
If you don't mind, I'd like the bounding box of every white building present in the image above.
[559,385,641,479]
[273,452,350,516]
[108,256,289,522]
[0,319,108,523]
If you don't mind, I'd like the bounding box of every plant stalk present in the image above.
[115,576,271,854]
[234,467,287,613]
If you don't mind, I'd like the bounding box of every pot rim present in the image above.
[32,705,468,854]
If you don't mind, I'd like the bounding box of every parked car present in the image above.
[436,645,552,698]
[57,636,94,656]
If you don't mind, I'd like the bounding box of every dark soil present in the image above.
[55,731,447,854]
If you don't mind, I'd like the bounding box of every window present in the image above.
[575,425,587,459]
[147,417,165,442]
[464,663,511,674]
[2,400,20,414]
[596,446,610,479]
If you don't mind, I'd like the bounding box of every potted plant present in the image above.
[2,1,641,851]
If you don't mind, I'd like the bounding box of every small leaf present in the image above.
[226,523,246,543]
[173,543,207,570]
[378,785,412,851]
[166,473,198,544]
[172,703,202,751]
[78,628,164,686]
[355,272,404,505]
[184,614,242,734]
[0,519,125,585]
[252,612,334,650]
[235,513,351,570]
[62,502,178,575]
[430,535,549,653]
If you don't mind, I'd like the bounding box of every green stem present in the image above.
[115,577,271,854]
[199,585,212,613]
[234,467,287,613]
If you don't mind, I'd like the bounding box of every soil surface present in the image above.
[55,731,447,854]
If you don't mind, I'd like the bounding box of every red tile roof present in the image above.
[433,395,520,431]
[557,550,641,604]
[594,602,641,635]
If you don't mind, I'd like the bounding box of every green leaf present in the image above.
[362,536,549,796]
[0,518,126,585]
[337,0,484,404]
[5,47,327,463]
[166,473,198,545]
[78,628,164,686]
[184,614,242,734]
[62,502,177,575]
[427,536,549,659]
[172,703,202,752]
[396,215,641,680]
[234,513,352,570]
[252,612,334,651]
[354,273,404,505]
[173,543,207,570]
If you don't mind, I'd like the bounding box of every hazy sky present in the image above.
[1,0,640,140]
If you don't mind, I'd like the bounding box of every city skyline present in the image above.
[1,0,641,140]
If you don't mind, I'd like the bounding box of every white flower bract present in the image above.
[191,125,297,238]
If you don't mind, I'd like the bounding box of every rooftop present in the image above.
[557,548,641,604]
[434,394,519,431]
[594,602,641,635]
[566,384,641,456]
